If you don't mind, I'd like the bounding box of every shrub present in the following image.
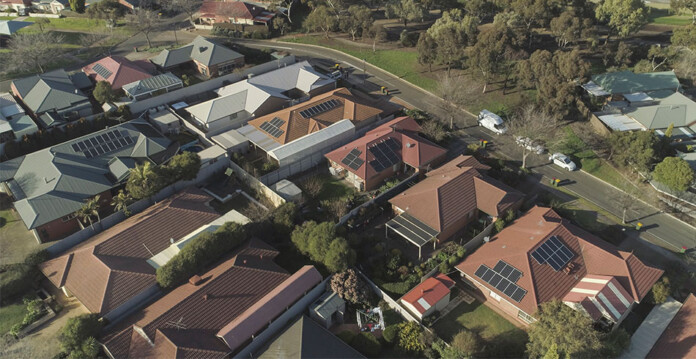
[494,218,506,233]
[382,324,399,345]
[330,269,372,306]
[400,30,419,47]
[337,330,356,344]
[651,277,671,304]
[24,249,49,266]
[439,261,451,274]
[352,332,381,357]
[60,314,102,353]
[291,221,355,273]
[0,264,39,304]
[397,322,426,353]
[452,329,481,356]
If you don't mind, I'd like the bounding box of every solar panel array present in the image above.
[475,260,527,303]
[92,63,113,79]
[368,138,401,172]
[299,99,340,118]
[531,235,574,271]
[71,130,133,159]
[341,149,364,171]
[259,117,285,138]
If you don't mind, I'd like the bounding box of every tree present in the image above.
[164,0,202,25]
[111,190,132,217]
[664,122,675,138]
[93,81,118,104]
[511,0,563,47]
[651,277,671,304]
[608,130,663,172]
[612,185,641,224]
[416,32,437,72]
[291,221,355,272]
[67,336,100,359]
[330,269,371,305]
[508,105,559,169]
[452,330,480,356]
[640,45,679,72]
[672,24,696,49]
[86,0,126,29]
[271,202,296,234]
[595,0,649,39]
[60,314,102,354]
[268,0,297,24]
[305,5,338,38]
[526,300,603,358]
[366,23,387,52]
[8,32,65,73]
[543,343,560,359]
[126,161,161,200]
[127,8,161,48]
[674,48,696,84]
[671,0,696,24]
[300,175,323,199]
[397,321,426,353]
[77,195,101,230]
[467,23,521,93]
[653,157,694,191]
[325,237,355,272]
[69,0,86,13]
[340,5,373,41]
[550,10,593,48]
[166,152,201,181]
[436,74,481,128]
[385,0,427,27]
[426,9,479,75]
[272,16,289,36]
[34,18,50,33]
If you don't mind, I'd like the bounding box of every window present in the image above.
[62,213,77,222]
[489,291,502,302]
[517,310,536,324]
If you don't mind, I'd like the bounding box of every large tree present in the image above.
[166,151,201,181]
[526,300,603,358]
[467,23,521,93]
[653,157,694,191]
[511,0,563,47]
[550,10,594,48]
[126,161,161,200]
[127,8,161,48]
[8,32,65,73]
[426,9,479,75]
[508,105,559,168]
[330,269,372,305]
[93,81,118,104]
[305,5,338,38]
[595,0,649,39]
[385,0,427,27]
[608,130,664,173]
[339,5,373,41]
[671,24,696,49]
[291,221,355,272]
[671,0,696,24]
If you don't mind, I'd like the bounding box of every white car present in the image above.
[549,153,577,171]
[515,136,545,154]
[477,110,507,135]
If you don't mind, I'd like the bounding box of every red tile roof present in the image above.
[199,1,264,21]
[82,56,156,90]
[248,88,384,145]
[39,188,219,315]
[325,116,447,181]
[455,206,664,316]
[401,273,455,314]
[389,155,523,232]
[101,241,322,358]
[647,294,696,359]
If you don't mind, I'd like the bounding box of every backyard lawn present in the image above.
[0,301,25,335]
[433,300,528,358]
[0,206,44,265]
[316,174,356,202]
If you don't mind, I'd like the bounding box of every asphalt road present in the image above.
[232,39,696,253]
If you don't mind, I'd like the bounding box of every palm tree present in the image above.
[78,195,101,230]
[127,162,158,200]
[111,190,132,217]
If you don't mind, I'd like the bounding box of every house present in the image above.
[0,0,31,13]
[309,291,346,329]
[254,316,365,359]
[198,1,275,25]
[400,273,455,320]
[583,70,680,97]
[38,188,220,321]
[11,69,93,128]
[121,72,183,101]
[185,60,335,133]
[325,116,447,191]
[236,87,385,166]
[0,92,38,142]
[455,206,664,327]
[150,36,244,78]
[100,242,323,358]
[82,55,156,90]
[0,120,178,242]
[387,155,524,259]
[146,108,181,134]
[31,0,68,14]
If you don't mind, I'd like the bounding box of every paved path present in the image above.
[232,39,695,254]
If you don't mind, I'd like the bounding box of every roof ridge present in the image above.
[620,252,641,301]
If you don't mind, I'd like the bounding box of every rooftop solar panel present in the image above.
[474,262,527,303]
[92,63,113,79]
[531,235,574,271]
[124,136,134,144]
[299,99,340,118]
[71,144,80,152]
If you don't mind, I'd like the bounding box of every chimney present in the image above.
[189,275,202,286]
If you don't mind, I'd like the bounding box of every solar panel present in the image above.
[474,262,527,303]
[71,144,80,152]
[77,141,87,151]
[531,235,574,271]
[124,136,134,144]
[107,131,117,140]
[114,130,123,138]
[84,151,93,159]
[368,138,401,172]
[299,99,340,118]
[93,63,113,79]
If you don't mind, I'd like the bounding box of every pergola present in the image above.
[385,213,439,260]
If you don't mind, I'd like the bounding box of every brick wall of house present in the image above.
[462,273,532,327]
[36,189,114,242]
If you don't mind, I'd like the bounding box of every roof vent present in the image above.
[189,275,203,286]
[203,293,210,300]
[74,89,79,94]
[483,236,490,243]
[406,142,414,148]
[170,238,174,244]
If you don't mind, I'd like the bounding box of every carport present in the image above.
[385,213,439,260]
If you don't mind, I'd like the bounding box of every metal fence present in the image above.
[258,152,327,185]
[228,160,287,207]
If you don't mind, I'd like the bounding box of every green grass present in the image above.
[0,301,25,335]
[433,300,528,357]
[647,3,693,26]
[282,36,437,91]
[316,174,356,202]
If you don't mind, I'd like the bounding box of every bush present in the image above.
[397,322,426,353]
[24,249,49,266]
[60,314,102,353]
[400,30,419,47]
[0,264,39,304]
[382,325,399,345]
[330,269,372,306]
[337,330,356,344]
[10,298,46,337]
[494,218,505,233]
[352,332,381,357]
[651,277,671,304]
[452,330,481,356]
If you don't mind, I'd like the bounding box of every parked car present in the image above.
[549,153,577,171]
[477,110,507,135]
[329,70,342,80]
[515,136,545,154]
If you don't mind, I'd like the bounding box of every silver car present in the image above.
[515,136,546,154]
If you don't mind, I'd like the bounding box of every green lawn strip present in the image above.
[316,174,356,202]
[549,184,632,230]
[281,36,437,91]
[647,4,693,26]
[433,300,528,357]
[0,301,25,335]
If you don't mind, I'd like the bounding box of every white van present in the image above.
[477,110,507,135]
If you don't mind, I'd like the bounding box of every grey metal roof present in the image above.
[150,36,243,68]
[590,71,680,95]
[623,92,696,130]
[70,72,93,90]
[311,291,345,320]
[11,70,89,114]
[9,115,39,138]
[122,72,182,97]
[0,120,175,229]
[619,297,683,359]
[185,90,249,124]
[255,316,365,359]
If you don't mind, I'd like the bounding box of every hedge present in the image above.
[156,222,247,289]
[382,325,399,345]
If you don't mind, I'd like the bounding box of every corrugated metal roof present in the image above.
[122,72,182,97]
[269,119,355,163]
[620,297,683,359]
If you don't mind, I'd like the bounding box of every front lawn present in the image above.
[0,301,25,335]
[433,300,528,358]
